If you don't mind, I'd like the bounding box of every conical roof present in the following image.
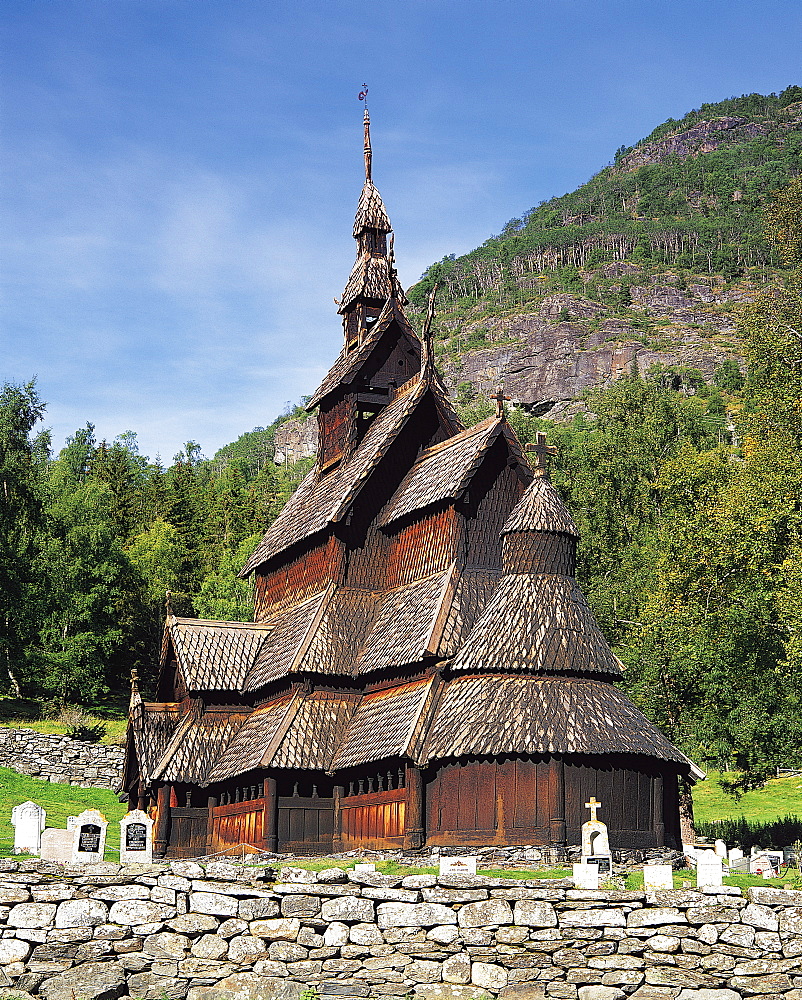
[502,475,578,537]
[353,180,391,236]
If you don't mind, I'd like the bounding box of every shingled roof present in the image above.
[165,618,271,692]
[340,255,393,313]
[151,706,250,785]
[240,376,428,575]
[502,476,578,536]
[421,674,688,765]
[352,180,391,237]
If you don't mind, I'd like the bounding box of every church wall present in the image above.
[318,396,354,468]
[384,507,461,589]
[254,535,342,620]
[425,755,681,850]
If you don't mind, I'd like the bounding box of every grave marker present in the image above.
[695,848,723,887]
[572,862,600,890]
[352,862,376,875]
[643,864,674,890]
[581,796,612,875]
[119,809,153,864]
[40,829,74,864]
[11,801,45,855]
[439,855,478,876]
[71,808,107,864]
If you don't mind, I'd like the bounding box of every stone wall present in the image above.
[0,728,124,789]
[0,858,801,1000]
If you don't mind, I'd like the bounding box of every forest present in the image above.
[2,93,802,788]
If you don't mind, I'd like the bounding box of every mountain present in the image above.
[403,86,802,418]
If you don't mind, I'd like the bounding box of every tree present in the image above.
[0,380,48,694]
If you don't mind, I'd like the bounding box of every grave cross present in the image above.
[585,796,602,822]
[526,431,558,474]
[493,385,510,419]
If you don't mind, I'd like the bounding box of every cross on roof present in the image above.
[493,385,510,419]
[585,796,602,822]
[525,431,557,473]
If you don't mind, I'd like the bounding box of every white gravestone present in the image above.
[696,848,723,887]
[119,809,153,864]
[352,863,376,875]
[643,863,674,890]
[572,862,600,890]
[40,829,74,863]
[714,839,727,858]
[439,855,478,876]
[71,809,107,864]
[581,797,612,875]
[750,850,783,878]
[11,801,46,855]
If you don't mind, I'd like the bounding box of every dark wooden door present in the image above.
[210,800,266,854]
[166,807,208,858]
[277,795,333,854]
[340,787,406,849]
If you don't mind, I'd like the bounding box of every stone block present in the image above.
[107,899,173,925]
[413,986,491,1000]
[443,952,471,984]
[729,974,794,993]
[143,931,190,959]
[408,959,443,983]
[187,892,239,917]
[377,903,456,929]
[7,903,56,928]
[280,894,320,918]
[428,925,459,944]
[268,940,308,962]
[38,960,126,999]
[217,918,248,937]
[351,922,383,945]
[249,917,301,941]
[0,939,31,964]
[513,901,558,927]
[323,921,349,946]
[748,886,802,906]
[740,903,777,931]
[321,896,375,923]
[167,912,219,935]
[560,909,626,927]
[458,899,513,927]
[55,899,108,928]
[718,924,754,947]
[423,888,488,904]
[472,962,508,990]
[684,905,741,925]
[577,989,625,1000]
[627,908,686,927]
[191,933,229,959]
[779,906,802,934]
[646,935,680,952]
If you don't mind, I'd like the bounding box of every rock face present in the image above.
[0,859,801,999]
[274,417,318,463]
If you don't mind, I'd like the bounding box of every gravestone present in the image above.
[581,796,611,875]
[696,848,723,887]
[750,849,783,877]
[643,863,673,890]
[40,829,74,863]
[71,808,107,864]
[572,862,600,890]
[119,809,153,863]
[11,801,46,855]
[714,838,727,858]
[352,862,376,875]
[439,855,477,876]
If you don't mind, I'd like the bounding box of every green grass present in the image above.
[0,766,127,857]
[692,770,802,824]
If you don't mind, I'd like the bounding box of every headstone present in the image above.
[71,808,107,864]
[714,838,727,858]
[40,828,74,864]
[119,809,153,864]
[572,862,600,890]
[439,855,478,876]
[352,862,376,875]
[581,796,612,875]
[729,847,744,863]
[696,848,723,887]
[643,863,674,890]
[749,850,783,878]
[11,801,46,855]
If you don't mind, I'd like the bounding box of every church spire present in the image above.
[363,106,372,183]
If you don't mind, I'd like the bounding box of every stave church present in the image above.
[122,109,697,858]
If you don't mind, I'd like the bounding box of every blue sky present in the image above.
[2,0,801,463]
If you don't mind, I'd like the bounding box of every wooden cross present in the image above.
[526,431,557,472]
[585,796,602,822]
[493,385,510,419]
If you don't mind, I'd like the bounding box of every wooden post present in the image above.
[653,773,665,848]
[206,794,217,854]
[404,764,425,850]
[137,785,147,813]
[549,757,566,846]
[678,774,695,845]
[332,784,344,852]
[264,777,278,853]
[153,784,171,858]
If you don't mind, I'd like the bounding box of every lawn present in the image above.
[692,770,802,824]
[0,766,127,857]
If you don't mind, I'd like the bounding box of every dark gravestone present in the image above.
[78,824,101,853]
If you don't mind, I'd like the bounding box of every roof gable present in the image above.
[166,618,272,692]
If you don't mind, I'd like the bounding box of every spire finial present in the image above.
[421,285,438,382]
[525,431,558,478]
[165,590,174,617]
[493,385,510,420]
[359,84,372,182]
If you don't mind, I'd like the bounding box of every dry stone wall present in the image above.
[0,729,124,789]
[0,858,801,1000]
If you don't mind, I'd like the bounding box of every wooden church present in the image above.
[123,110,695,858]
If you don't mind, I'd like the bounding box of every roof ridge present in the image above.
[415,416,500,461]
[171,617,272,630]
